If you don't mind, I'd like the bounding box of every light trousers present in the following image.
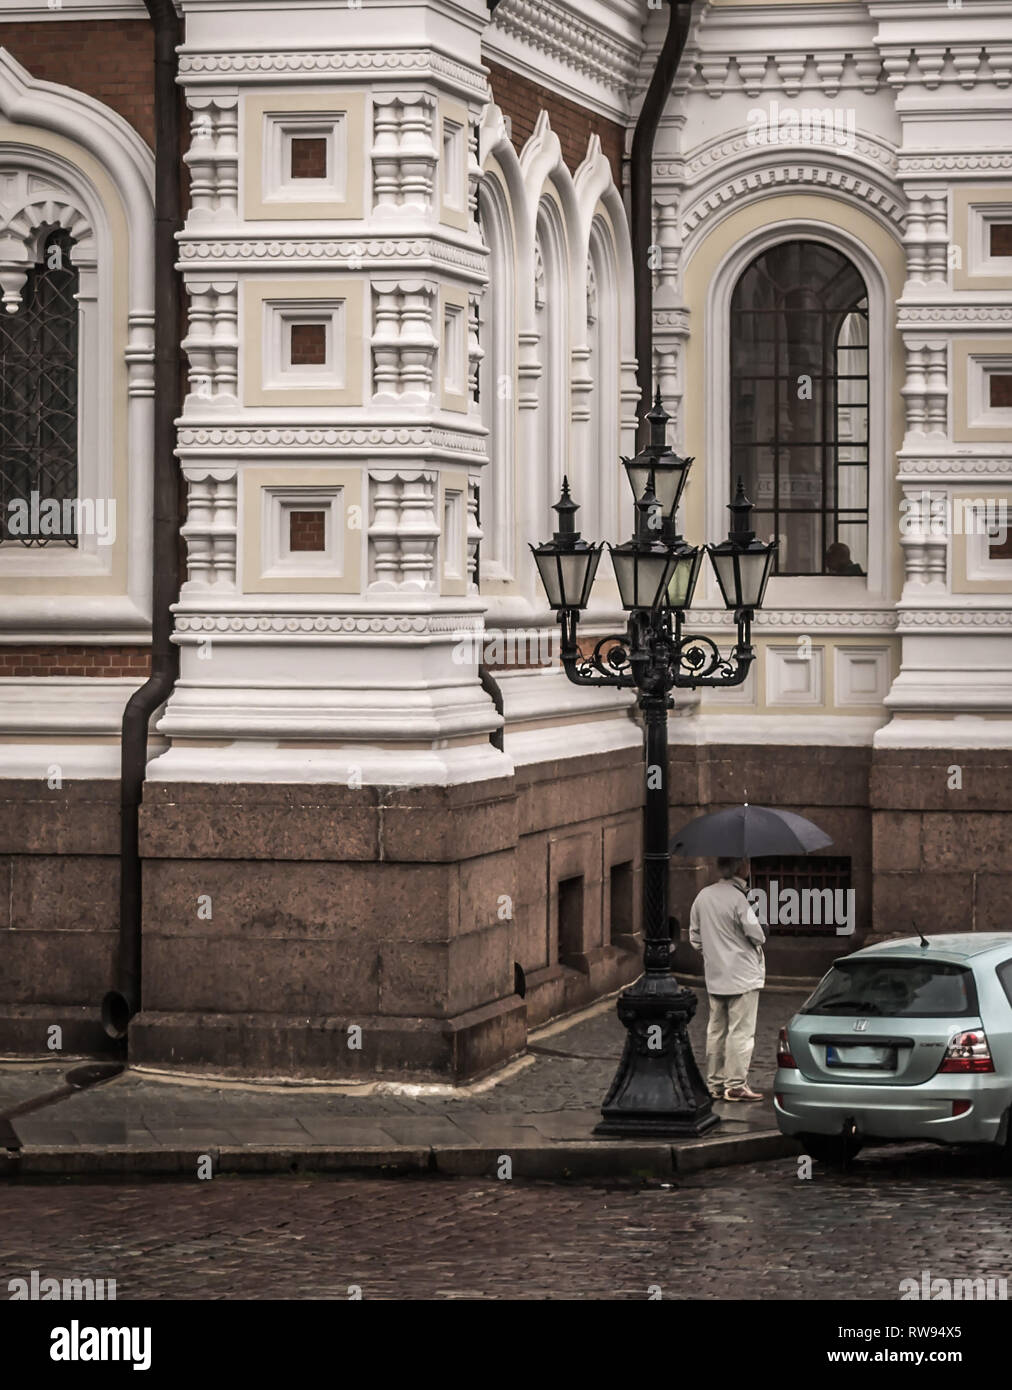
[705,988,761,1093]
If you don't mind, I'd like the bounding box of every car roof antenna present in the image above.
[914,919,930,950]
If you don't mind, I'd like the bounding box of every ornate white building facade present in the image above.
[0,0,1009,1079]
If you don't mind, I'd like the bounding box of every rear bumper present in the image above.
[773,1069,1009,1145]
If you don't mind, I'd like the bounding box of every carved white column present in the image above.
[398,472,439,590]
[367,473,403,590]
[162,0,496,785]
[898,485,948,597]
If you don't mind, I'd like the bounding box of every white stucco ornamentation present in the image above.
[155,0,499,785]
[0,48,155,648]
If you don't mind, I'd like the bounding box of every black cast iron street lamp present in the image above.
[530,394,776,1137]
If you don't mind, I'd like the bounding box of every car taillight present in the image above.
[777,1027,797,1069]
[938,1028,995,1073]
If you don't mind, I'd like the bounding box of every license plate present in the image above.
[826,1044,897,1070]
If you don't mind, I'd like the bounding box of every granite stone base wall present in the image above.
[871,749,1012,938]
[1,741,1008,1077]
[0,779,121,1058]
[129,753,645,1081]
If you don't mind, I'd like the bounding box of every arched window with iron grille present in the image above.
[730,240,869,578]
[0,228,79,546]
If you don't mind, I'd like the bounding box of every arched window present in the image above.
[0,228,79,545]
[730,240,869,577]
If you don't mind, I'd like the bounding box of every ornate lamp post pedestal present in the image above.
[531,396,776,1139]
[596,693,716,1137]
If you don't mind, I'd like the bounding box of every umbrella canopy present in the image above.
[670,804,833,859]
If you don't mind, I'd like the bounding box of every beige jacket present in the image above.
[688,875,766,995]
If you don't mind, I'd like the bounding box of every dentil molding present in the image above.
[174,613,483,636]
[897,306,1012,328]
[897,609,1012,630]
[682,608,899,632]
[898,152,1012,176]
[177,426,483,454]
[487,0,642,102]
[669,128,898,187]
[178,50,487,99]
[178,238,486,277]
[680,164,906,241]
[897,456,1012,477]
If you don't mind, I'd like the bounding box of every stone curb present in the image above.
[0,1130,797,1179]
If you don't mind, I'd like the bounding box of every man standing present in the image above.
[688,856,766,1103]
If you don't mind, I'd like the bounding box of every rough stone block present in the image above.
[0,931,117,1006]
[11,855,118,932]
[873,872,974,935]
[872,812,922,873]
[143,936,381,1015]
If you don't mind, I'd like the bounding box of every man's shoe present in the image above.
[708,1090,725,1103]
[723,1084,764,1102]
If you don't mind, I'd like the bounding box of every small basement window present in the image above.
[749,856,853,936]
[609,862,633,944]
[557,875,585,965]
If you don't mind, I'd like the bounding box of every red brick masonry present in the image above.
[0,20,156,148]
[486,60,625,186]
[0,645,150,677]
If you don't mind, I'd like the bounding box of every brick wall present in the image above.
[0,20,155,147]
[485,60,625,187]
[0,646,151,678]
[289,510,327,552]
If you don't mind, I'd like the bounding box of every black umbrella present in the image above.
[670,804,833,858]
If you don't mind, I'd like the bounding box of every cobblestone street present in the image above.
[3,1145,1009,1300]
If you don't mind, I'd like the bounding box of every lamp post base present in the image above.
[594,971,719,1139]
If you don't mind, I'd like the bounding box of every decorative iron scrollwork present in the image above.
[567,633,638,687]
[674,634,744,685]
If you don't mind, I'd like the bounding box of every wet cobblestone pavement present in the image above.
[0,988,797,1146]
[2,1144,1009,1300]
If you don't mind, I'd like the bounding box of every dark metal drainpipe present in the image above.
[631,0,691,445]
[103,0,182,1039]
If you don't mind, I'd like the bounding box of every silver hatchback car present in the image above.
[775,933,1012,1164]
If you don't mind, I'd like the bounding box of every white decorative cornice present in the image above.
[897,455,1012,478]
[896,608,1012,630]
[683,608,899,633]
[176,425,484,456]
[674,125,898,187]
[173,612,483,637]
[685,48,885,101]
[876,44,1012,93]
[681,163,906,245]
[898,151,1012,177]
[897,305,1012,329]
[178,236,486,278]
[485,0,642,112]
[177,48,488,100]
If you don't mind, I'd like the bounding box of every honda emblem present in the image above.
[853,1018,869,1032]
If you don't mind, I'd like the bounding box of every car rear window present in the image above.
[997,960,1012,1008]
[801,958,979,1018]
